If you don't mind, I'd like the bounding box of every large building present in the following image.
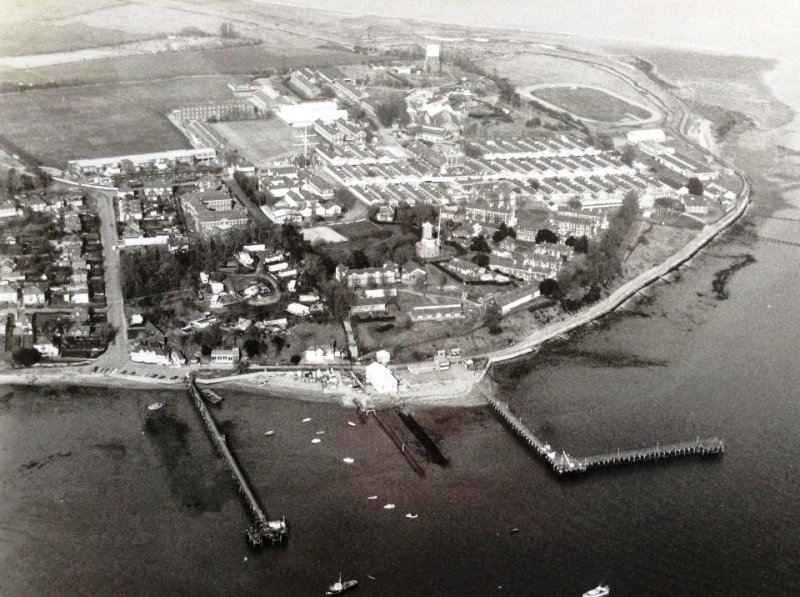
[68,149,216,177]
[335,262,397,288]
[170,100,254,122]
[181,190,249,234]
[365,362,398,394]
[275,101,348,128]
[287,69,322,100]
[424,44,441,73]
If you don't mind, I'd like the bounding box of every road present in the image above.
[90,189,130,368]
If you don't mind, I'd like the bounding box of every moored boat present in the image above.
[325,573,358,595]
[147,402,164,411]
[582,584,610,597]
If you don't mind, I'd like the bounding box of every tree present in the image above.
[565,235,589,254]
[375,96,409,127]
[539,278,560,297]
[5,167,19,196]
[469,235,490,253]
[243,339,261,358]
[492,222,511,243]
[567,197,582,210]
[271,336,286,354]
[290,354,302,365]
[687,177,704,196]
[219,22,239,38]
[13,347,41,367]
[621,144,637,166]
[472,252,490,267]
[484,302,503,327]
[535,228,559,244]
[620,190,640,223]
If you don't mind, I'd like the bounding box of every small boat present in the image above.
[342,458,354,464]
[510,528,519,534]
[383,503,395,510]
[311,438,321,444]
[147,402,164,411]
[347,421,357,427]
[264,430,275,436]
[405,513,418,519]
[302,417,312,423]
[367,496,378,500]
[316,430,325,435]
[366,575,376,581]
[325,573,358,595]
[583,584,611,597]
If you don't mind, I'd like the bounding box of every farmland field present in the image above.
[0,22,154,58]
[0,44,363,87]
[0,76,245,166]
[530,85,654,122]
[212,119,307,166]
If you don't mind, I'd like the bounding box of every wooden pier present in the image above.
[756,235,800,248]
[188,381,287,546]
[485,395,723,475]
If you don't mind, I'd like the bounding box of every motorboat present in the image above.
[405,513,418,519]
[583,584,611,597]
[147,402,164,411]
[383,503,395,510]
[325,573,358,595]
[264,430,275,436]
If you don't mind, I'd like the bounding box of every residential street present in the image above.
[91,189,130,368]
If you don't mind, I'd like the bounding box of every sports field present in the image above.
[0,76,240,166]
[212,119,308,166]
[531,85,654,122]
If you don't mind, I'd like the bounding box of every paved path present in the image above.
[91,189,130,369]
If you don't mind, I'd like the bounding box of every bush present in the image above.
[290,354,301,365]
[13,347,41,367]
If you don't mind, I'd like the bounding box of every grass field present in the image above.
[0,76,242,166]
[482,53,651,105]
[531,86,653,122]
[0,44,363,87]
[0,21,153,58]
[212,119,306,166]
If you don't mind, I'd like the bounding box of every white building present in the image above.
[0,283,17,304]
[210,348,240,366]
[365,362,398,394]
[275,101,348,128]
[131,348,184,366]
[626,128,666,144]
[287,302,311,317]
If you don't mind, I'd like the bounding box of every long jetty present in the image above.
[188,381,287,546]
[485,394,723,475]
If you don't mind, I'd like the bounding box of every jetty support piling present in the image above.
[188,381,287,546]
[484,393,723,476]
